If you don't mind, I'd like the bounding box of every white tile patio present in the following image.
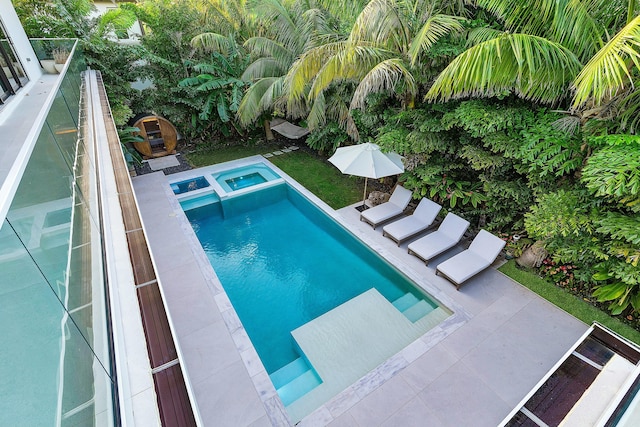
[132,157,588,426]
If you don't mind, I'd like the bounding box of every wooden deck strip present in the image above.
[126,229,157,285]
[118,192,143,232]
[153,364,197,427]
[137,282,178,368]
[93,71,196,425]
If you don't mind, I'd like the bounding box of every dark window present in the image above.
[0,21,29,104]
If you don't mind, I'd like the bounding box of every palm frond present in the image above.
[306,91,327,130]
[253,0,303,52]
[241,58,285,81]
[351,58,417,109]
[350,0,403,48]
[475,0,604,61]
[326,93,360,141]
[548,0,605,60]
[409,14,465,66]
[286,41,347,100]
[425,33,582,104]
[308,44,393,99]
[466,27,505,47]
[618,86,640,133]
[244,37,293,64]
[96,8,137,37]
[551,115,582,135]
[300,7,333,41]
[237,77,279,126]
[259,76,286,113]
[191,32,232,54]
[572,15,640,108]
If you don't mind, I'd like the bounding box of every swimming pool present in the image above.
[180,167,450,421]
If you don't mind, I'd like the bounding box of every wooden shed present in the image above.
[131,115,178,158]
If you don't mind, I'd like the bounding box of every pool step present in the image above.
[392,293,435,323]
[276,369,322,407]
[270,357,322,406]
[403,300,434,322]
[392,293,419,312]
[270,357,309,389]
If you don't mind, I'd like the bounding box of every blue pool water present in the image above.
[170,176,210,195]
[185,183,438,374]
[213,164,281,193]
[225,172,267,190]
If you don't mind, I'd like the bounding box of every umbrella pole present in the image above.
[362,178,368,209]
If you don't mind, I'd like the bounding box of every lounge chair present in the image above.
[407,212,470,264]
[382,198,442,245]
[360,185,413,229]
[435,229,506,289]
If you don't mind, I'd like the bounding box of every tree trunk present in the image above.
[264,119,274,141]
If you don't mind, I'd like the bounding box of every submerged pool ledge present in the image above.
[287,289,449,421]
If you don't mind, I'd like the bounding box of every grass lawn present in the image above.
[185,145,640,344]
[186,143,281,166]
[185,145,363,209]
[499,260,640,344]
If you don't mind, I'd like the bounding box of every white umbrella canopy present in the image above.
[328,142,405,208]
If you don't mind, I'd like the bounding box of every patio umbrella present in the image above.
[328,142,404,208]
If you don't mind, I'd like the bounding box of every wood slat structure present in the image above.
[94,71,196,427]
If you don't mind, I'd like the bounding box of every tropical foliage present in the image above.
[15,0,640,319]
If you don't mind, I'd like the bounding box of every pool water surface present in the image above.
[183,180,450,419]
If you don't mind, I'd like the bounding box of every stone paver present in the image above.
[132,161,589,427]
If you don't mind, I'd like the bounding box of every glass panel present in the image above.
[47,91,79,167]
[1,43,115,425]
[59,314,115,425]
[0,220,67,424]
[7,126,74,294]
[523,354,600,425]
[60,72,81,120]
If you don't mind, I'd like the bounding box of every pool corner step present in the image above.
[270,357,309,389]
[392,293,435,322]
[270,357,322,406]
[392,293,420,312]
[403,300,435,322]
[275,369,322,407]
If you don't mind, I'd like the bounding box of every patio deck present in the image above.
[131,159,587,427]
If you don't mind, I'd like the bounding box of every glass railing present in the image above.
[0,41,116,426]
[30,38,77,75]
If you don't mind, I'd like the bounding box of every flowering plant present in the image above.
[541,258,577,288]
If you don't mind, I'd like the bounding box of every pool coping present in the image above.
[158,156,470,425]
[134,155,590,426]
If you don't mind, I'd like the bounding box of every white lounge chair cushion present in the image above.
[437,213,471,242]
[468,229,506,264]
[382,198,441,242]
[436,251,491,284]
[436,230,506,285]
[407,213,470,261]
[408,232,458,260]
[360,186,412,226]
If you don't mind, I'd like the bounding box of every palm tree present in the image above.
[234,0,343,139]
[285,0,466,140]
[425,0,640,127]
